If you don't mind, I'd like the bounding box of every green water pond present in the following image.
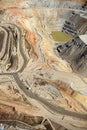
[51,31,73,42]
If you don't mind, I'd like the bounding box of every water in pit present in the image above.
[51,31,73,42]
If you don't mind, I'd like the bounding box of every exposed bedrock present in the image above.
[0,23,29,73]
[57,36,87,77]
[0,0,87,130]
[62,13,87,36]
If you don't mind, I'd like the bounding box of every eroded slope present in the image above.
[0,0,87,130]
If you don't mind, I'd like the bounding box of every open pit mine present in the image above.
[0,0,87,130]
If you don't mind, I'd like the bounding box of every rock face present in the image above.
[0,0,87,130]
[62,13,87,36]
[0,24,23,72]
[57,36,87,76]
